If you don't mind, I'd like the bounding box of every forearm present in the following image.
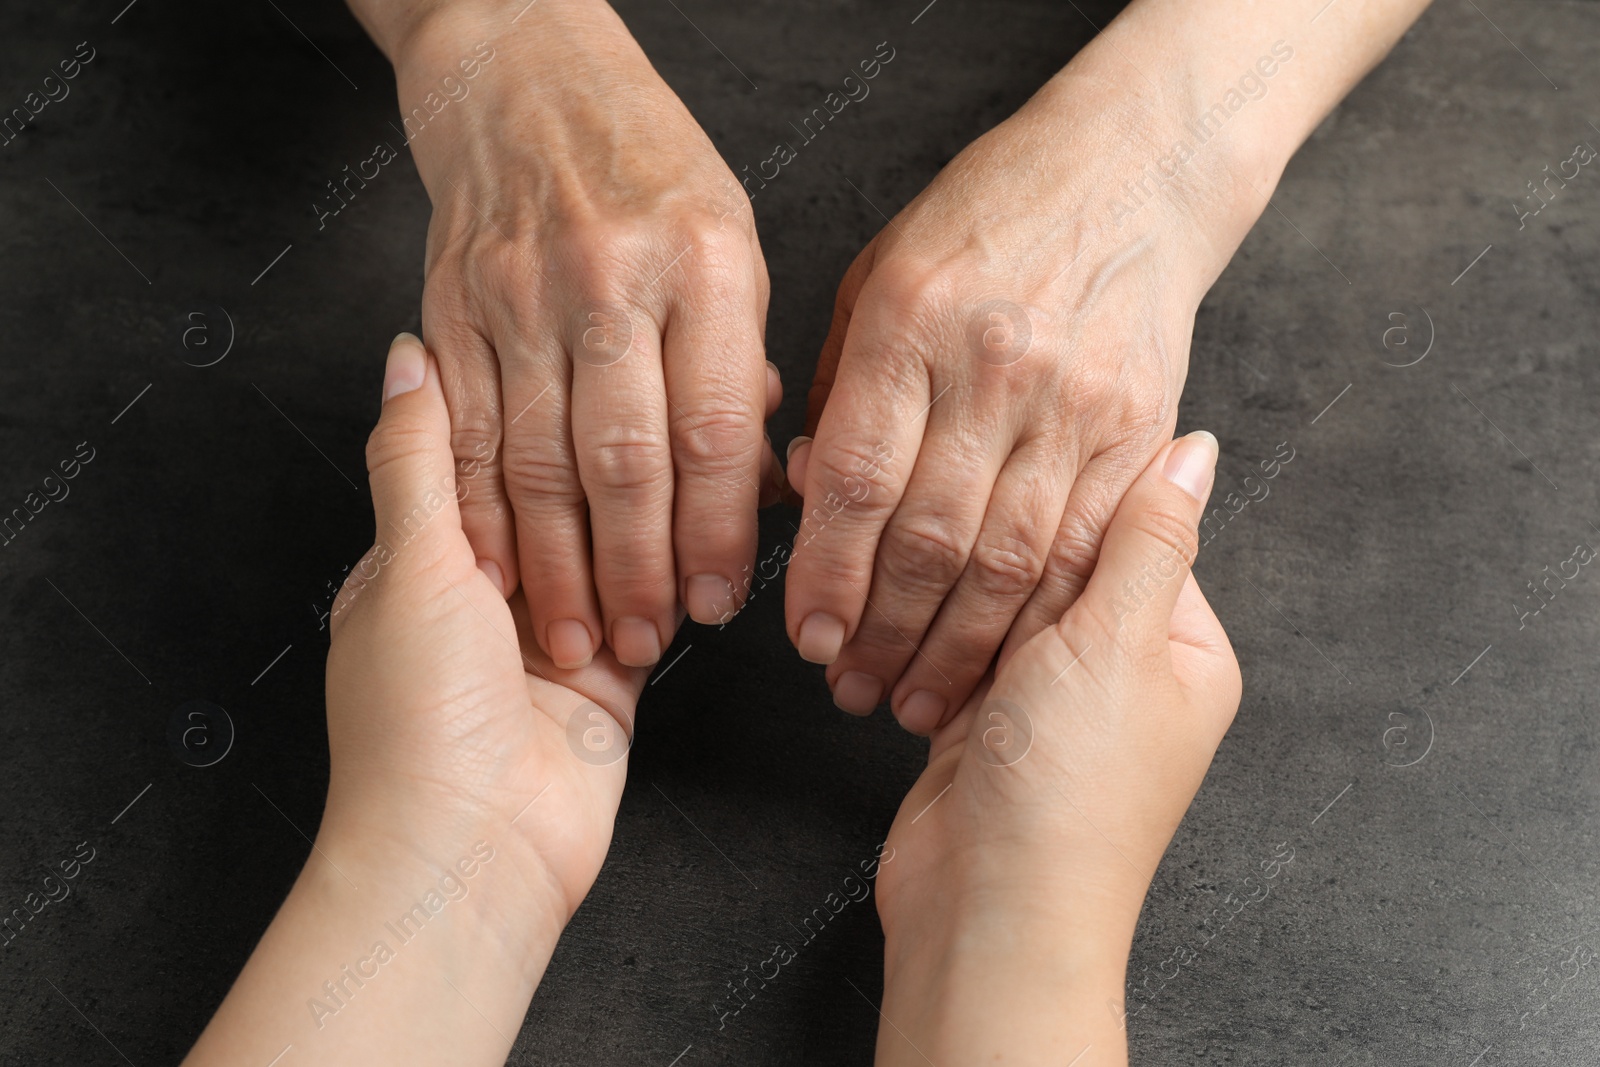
[345,0,576,61]
[345,0,638,81]
[343,0,706,214]
[1034,0,1433,285]
[183,822,565,1067]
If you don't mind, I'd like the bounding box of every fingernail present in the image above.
[797,611,845,664]
[686,573,735,624]
[383,333,427,401]
[1163,430,1218,502]
[786,437,813,493]
[898,690,947,735]
[547,618,594,670]
[613,616,662,667]
[476,558,507,598]
[766,360,781,378]
[833,671,883,715]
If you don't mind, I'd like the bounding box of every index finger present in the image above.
[783,314,927,664]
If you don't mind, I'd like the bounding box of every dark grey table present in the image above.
[1,0,1597,1062]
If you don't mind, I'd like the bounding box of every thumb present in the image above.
[1071,431,1218,650]
[362,333,466,578]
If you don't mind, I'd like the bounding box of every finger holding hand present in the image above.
[1067,430,1218,661]
[885,435,1072,733]
[353,333,477,604]
[420,291,520,598]
[821,401,1009,718]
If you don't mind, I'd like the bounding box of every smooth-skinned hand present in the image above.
[185,331,707,1067]
[323,331,658,929]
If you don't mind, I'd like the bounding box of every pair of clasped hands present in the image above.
[184,335,1238,1067]
[184,0,1432,1059]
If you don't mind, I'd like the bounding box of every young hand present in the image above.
[872,431,1242,1067]
[185,333,664,1065]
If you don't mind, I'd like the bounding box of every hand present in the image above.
[394,0,780,670]
[185,333,665,1066]
[784,75,1225,731]
[872,432,1241,1066]
[325,332,655,934]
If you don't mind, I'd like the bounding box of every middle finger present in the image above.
[826,399,1012,714]
[570,304,676,667]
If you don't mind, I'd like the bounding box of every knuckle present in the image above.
[660,231,756,316]
[808,440,898,515]
[553,223,642,301]
[1042,520,1100,592]
[482,240,544,298]
[882,514,970,588]
[675,405,761,473]
[448,419,500,464]
[422,272,476,329]
[676,221,749,280]
[862,258,955,343]
[365,419,434,482]
[1136,501,1201,572]
[1125,376,1174,434]
[501,444,584,505]
[968,533,1046,600]
[1067,354,1120,415]
[447,419,503,501]
[585,433,673,494]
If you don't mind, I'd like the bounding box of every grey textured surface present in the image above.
[1,0,1597,1063]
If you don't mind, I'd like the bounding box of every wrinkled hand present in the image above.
[324,333,659,924]
[786,85,1219,731]
[872,432,1241,1065]
[397,1,779,670]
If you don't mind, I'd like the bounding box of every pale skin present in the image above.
[184,0,1436,1058]
[343,0,1429,728]
[183,335,659,1065]
[182,336,1235,1067]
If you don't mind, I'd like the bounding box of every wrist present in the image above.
[1028,16,1298,295]
[879,890,1132,1065]
[386,0,697,200]
[182,827,564,1064]
[315,804,569,989]
[874,815,1148,1064]
[384,0,623,67]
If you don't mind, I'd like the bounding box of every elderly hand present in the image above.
[392,0,780,670]
[785,72,1231,730]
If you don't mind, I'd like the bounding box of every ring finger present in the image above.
[888,437,1074,733]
